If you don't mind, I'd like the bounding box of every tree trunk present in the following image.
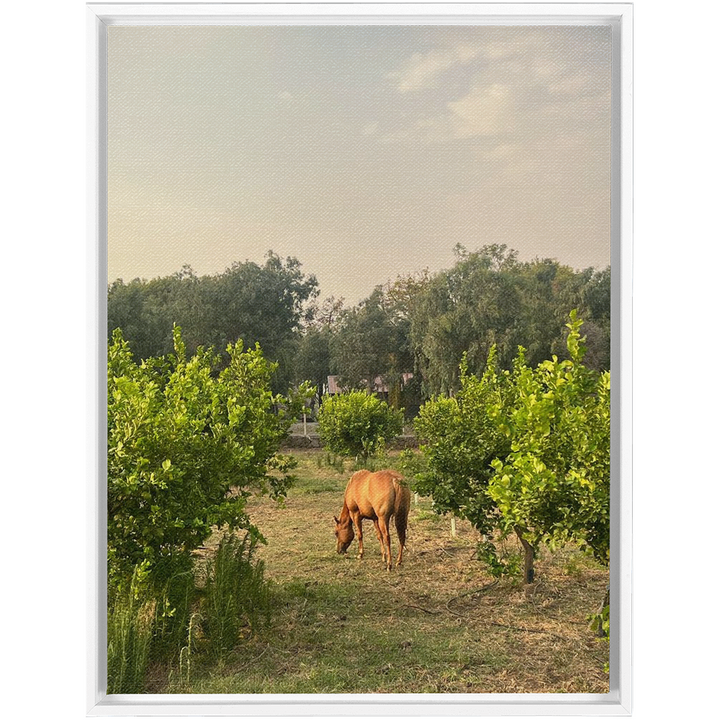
[514,526,535,585]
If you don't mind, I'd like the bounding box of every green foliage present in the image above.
[109,246,610,412]
[408,245,611,396]
[150,566,195,659]
[285,380,317,424]
[293,295,345,406]
[201,533,271,657]
[294,328,332,406]
[488,311,611,565]
[107,326,297,583]
[108,252,318,392]
[475,540,522,579]
[315,451,347,475]
[396,448,428,484]
[107,567,157,694]
[588,603,610,638]
[416,312,610,578]
[317,391,403,462]
[330,286,413,401]
[413,347,510,536]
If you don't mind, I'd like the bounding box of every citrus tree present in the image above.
[107,326,297,584]
[415,312,610,587]
[413,347,509,539]
[317,390,403,463]
[488,312,611,580]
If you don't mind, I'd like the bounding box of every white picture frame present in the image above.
[87,2,633,715]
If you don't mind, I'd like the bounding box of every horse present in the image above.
[333,469,410,571]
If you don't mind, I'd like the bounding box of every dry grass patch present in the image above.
[177,450,609,694]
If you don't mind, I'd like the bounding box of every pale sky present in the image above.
[108,25,612,305]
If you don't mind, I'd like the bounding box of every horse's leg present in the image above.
[378,516,392,571]
[395,508,408,567]
[352,514,364,559]
[373,519,386,563]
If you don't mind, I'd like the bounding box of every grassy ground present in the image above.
[163,449,609,694]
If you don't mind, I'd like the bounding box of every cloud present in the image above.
[547,72,591,95]
[384,26,610,150]
[382,83,514,144]
[447,83,514,137]
[387,44,481,93]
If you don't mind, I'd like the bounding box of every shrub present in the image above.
[107,326,297,583]
[488,311,611,568]
[317,391,403,463]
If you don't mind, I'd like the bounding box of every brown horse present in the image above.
[333,469,410,570]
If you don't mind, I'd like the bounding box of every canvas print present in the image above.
[106,24,612,694]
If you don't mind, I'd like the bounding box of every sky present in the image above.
[108,25,612,305]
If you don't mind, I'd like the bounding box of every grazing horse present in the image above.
[333,469,410,570]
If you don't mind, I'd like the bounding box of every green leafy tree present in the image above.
[409,245,522,395]
[317,391,403,463]
[197,253,318,390]
[107,326,297,584]
[295,328,332,408]
[108,252,318,392]
[293,296,344,407]
[331,287,412,400]
[416,312,610,588]
[413,347,509,538]
[408,245,610,396]
[488,312,611,579]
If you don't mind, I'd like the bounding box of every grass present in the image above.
[107,570,157,694]
[165,449,610,694]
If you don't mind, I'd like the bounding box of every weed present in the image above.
[316,452,346,474]
[476,540,522,579]
[152,565,195,658]
[562,554,584,577]
[200,532,271,658]
[107,567,157,694]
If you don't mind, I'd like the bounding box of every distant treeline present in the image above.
[108,245,610,411]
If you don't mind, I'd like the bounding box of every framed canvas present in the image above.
[88,2,632,715]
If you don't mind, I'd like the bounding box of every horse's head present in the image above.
[333,515,354,554]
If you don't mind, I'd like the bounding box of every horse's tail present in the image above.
[391,473,410,540]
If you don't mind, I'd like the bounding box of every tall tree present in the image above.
[408,244,611,396]
[331,286,413,402]
[293,296,344,406]
[108,252,319,392]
